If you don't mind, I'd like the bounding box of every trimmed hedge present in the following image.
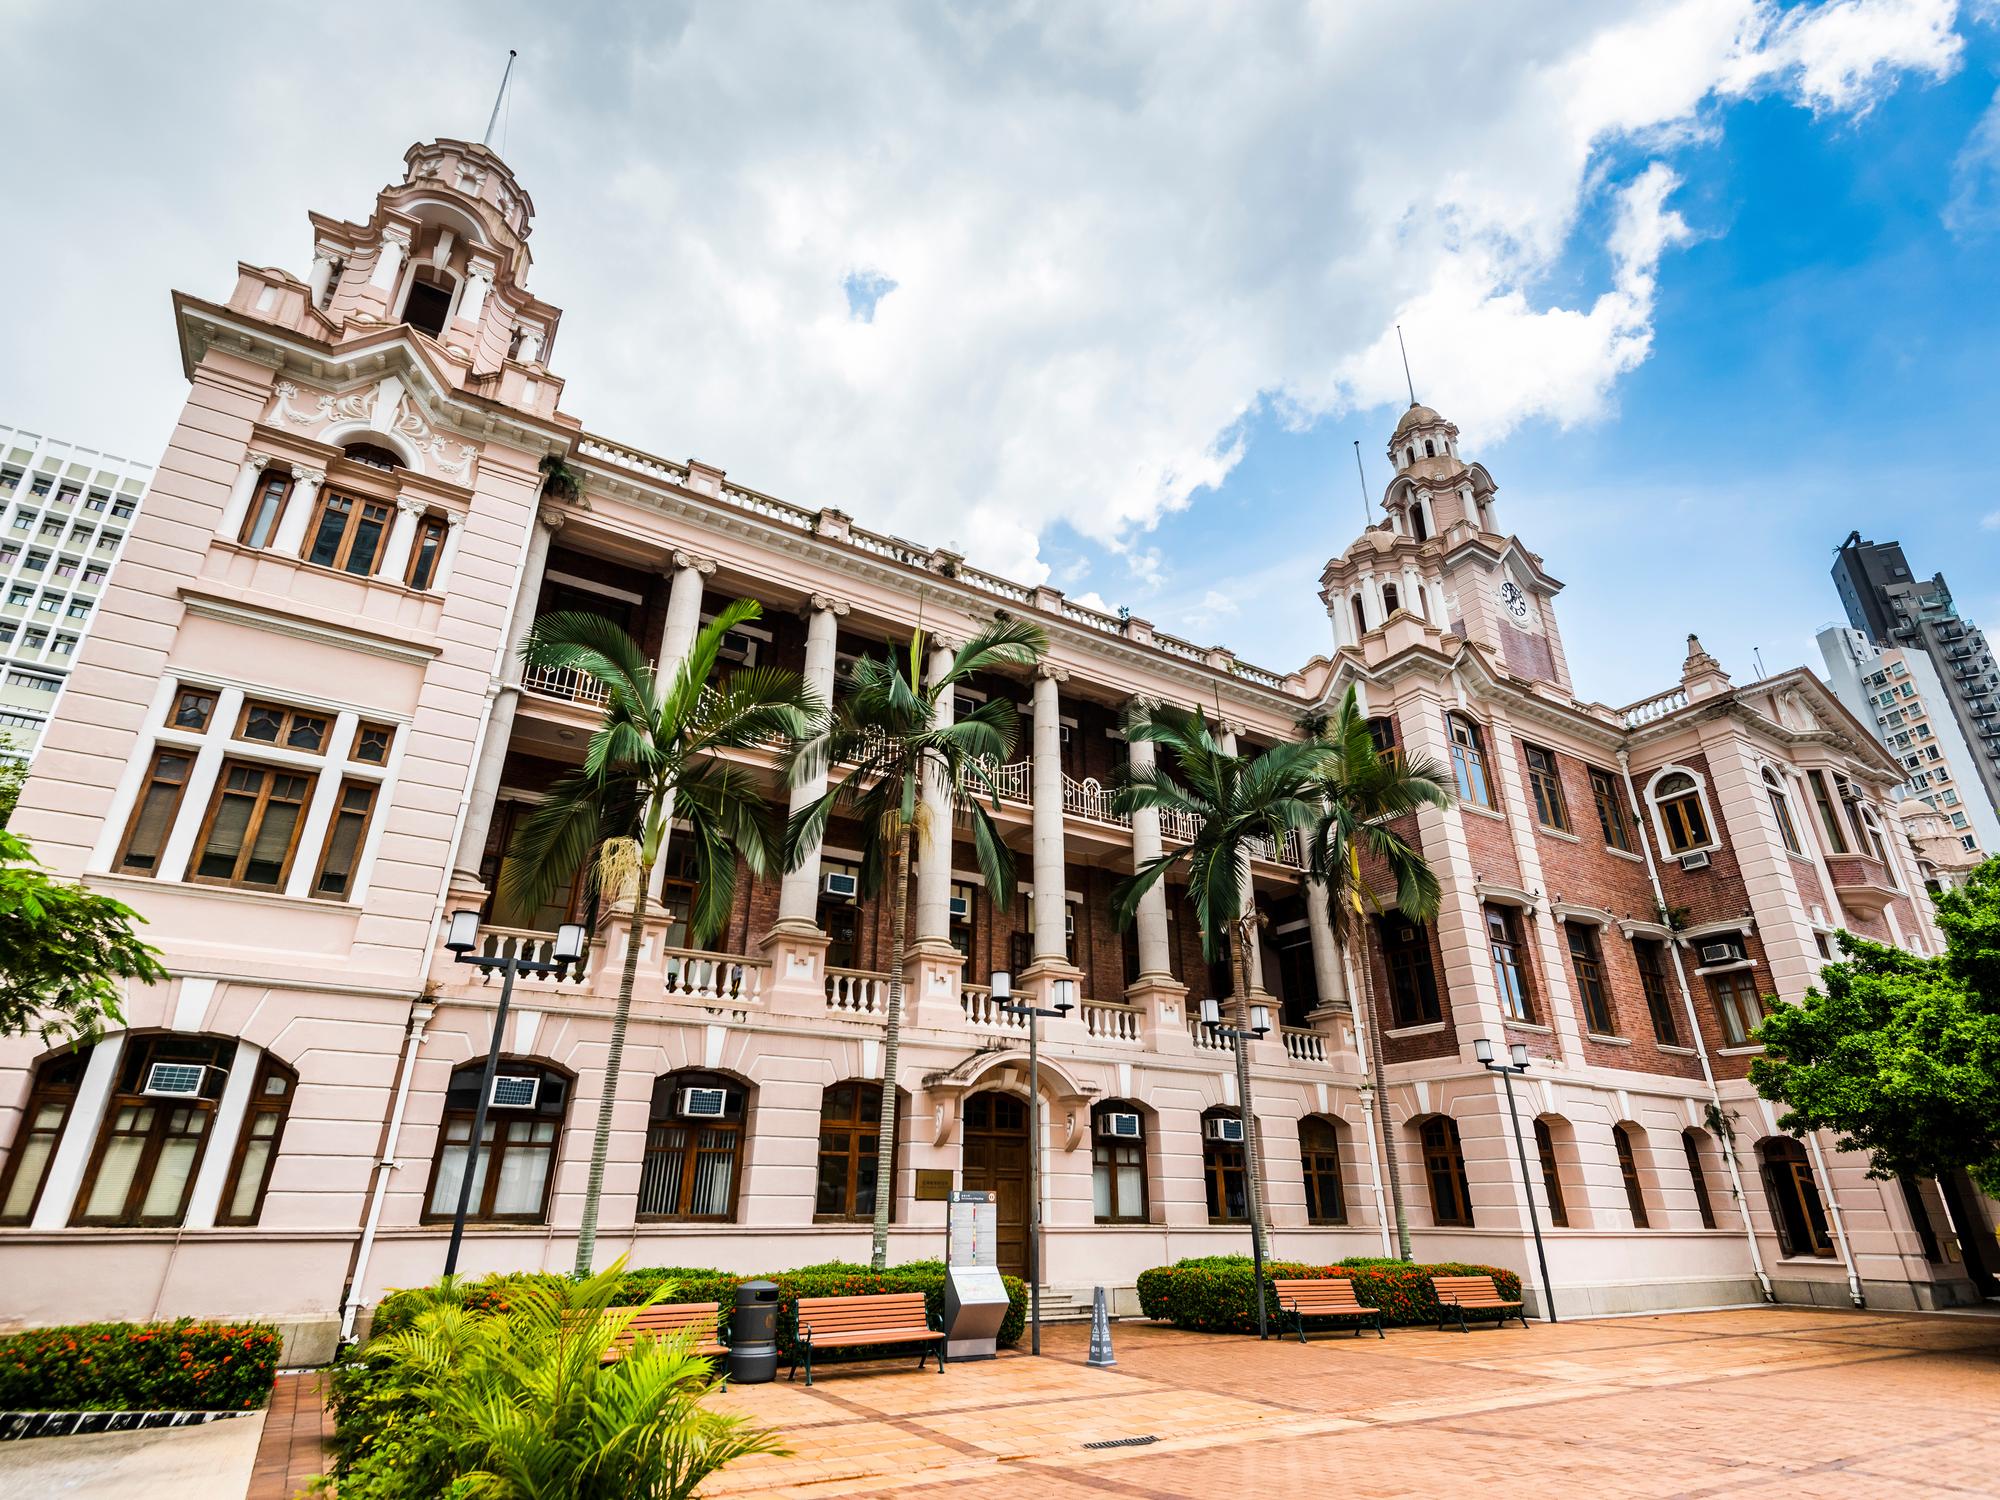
[1136,1255,1524,1333]
[0,1320,281,1412]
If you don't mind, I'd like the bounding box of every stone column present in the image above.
[1125,708,1192,1053]
[1218,724,1267,995]
[216,453,270,540]
[307,245,339,307]
[1030,665,1070,965]
[450,509,563,894]
[1304,878,1348,1014]
[516,325,546,364]
[644,552,716,905]
[775,595,847,926]
[1402,564,1424,621]
[271,469,325,556]
[369,225,411,292]
[430,512,466,593]
[915,640,957,943]
[457,260,494,327]
[382,497,425,582]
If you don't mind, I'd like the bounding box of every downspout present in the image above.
[1619,751,1775,1303]
[1803,1130,1867,1307]
[340,998,436,1344]
[1340,945,1395,1257]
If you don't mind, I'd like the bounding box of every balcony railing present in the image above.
[661,947,767,1005]
[826,967,889,1016]
[1281,1026,1329,1065]
[1621,687,1688,727]
[470,927,594,986]
[1081,1001,1142,1044]
[1062,773,1129,827]
[523,661,609,705]
[961,985,1028,1033]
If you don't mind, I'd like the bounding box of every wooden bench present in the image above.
[1271,1277,1385,1342]
[597,1302,729,1370]
[788,1292,945,1386]
[1432,1274,1527,1332]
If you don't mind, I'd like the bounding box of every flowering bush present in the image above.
[0,1320,280,1411]
[1136,1256,1523,1333]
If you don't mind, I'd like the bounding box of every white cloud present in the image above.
[1981,508,2000,530]
[1947,86,2000,235]
[0,0,1966,589]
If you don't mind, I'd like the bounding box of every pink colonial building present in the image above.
[2,140,1992,1359]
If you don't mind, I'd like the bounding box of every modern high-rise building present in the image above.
[1832,532,2000,817]
[0,138,1991,1361]
[0,427,151,760]
[1818,625,1999,862]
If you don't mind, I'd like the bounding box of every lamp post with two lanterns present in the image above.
[991,970,1075,1356]
[1199,994,1273,1340]
[439,909,587,1278]
[1475,1036,1557,1323]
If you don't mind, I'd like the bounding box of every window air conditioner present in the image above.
[1699,942,1741,966]
[490,1074,541,1110]
[1065,909,1076,938]
[717,630,757,667]
[822,871,859,900]
[1099,1112,1142,1139]
[1679,851,1711,871]
[948,895,970,921]
[679,1086,730,1119]
[1205,1116,1246,1144]
[141,1062,210,1100]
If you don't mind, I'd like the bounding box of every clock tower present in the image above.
[1318,402,1574,696]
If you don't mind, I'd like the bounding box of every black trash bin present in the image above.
[730,1280,781,1384]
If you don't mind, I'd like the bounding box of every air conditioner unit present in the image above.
[490,1074,541,1110]
[1204,1116,1246,1144]
[822,871,859,900]
[717,630,758,666]
[948,895,970,921]
[1098,1112,1142,1139]
[1699,942,1741,966]
[141,1062,210,1099]
[1679,851,1711,871]
[1065,909,1076,937]
[679,1086,730,1119]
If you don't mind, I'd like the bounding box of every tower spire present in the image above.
[1395,324,1417,407]
[482,49,518,149]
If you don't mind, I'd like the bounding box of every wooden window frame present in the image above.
[1299,1116,1346,1225]
[1381,914,1443,1027]
[351,721,396,765]
[1524,744,1570,832]
[165,687,217,733]
[1614,1124,1650,1228]
[310,778,379,901]
[114,748,195,877]
[1420,1116,1474,1227]
[420,1060,568,1226]
[405,512,449,590]
[1806,770,1849,853]
[1365,715,1401,768]
[1764,769,1803,855]
[70,1036,232,1229]
[215,1056,297,1227]
[1758,1138,1835,1258]
[187,759,319,891]
[814,1080,894,1223]
[1447,714,1492,808]
[638,1072,747,1223]
[1093,1103,1150,1225]
[234,700,331,755]
[1566,922,1615,1035]
[300,487,395,577]
[1653,773,1711,854]
[1202,1110,1249,1225]
[237,468,293,549]
[1486,905,1535,1023]
[1682,1129,1717,1229]
[1634,939,1680,1045]
[0,1048,93,1225]
[1533,1118,1569,1228]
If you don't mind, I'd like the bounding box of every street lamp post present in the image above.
[993,971,1074,1356]
[1200,994,1273,1340]
[440,910,587,1278]
[1475,1037,1557,1323]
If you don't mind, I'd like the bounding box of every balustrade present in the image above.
[960,986,1028,1032]
[1081,1001,1142,1044]
[1620,687,1688,727]
[826,967,889,1016]
[523,661,609,705]
[1280,1026,1329,1064]
[470,927,593,985]
[1061,772,1129,826]
[661,947,766,1004]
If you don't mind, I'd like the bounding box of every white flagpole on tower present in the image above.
[483,50,518,148]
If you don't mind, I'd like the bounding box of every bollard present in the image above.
[1087,1285,1117,1368]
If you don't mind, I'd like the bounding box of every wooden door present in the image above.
[961,1091,1030,1278]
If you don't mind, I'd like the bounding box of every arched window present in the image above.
[1447,714,1492,807]
[1382,583,1401,616]
[401,267,456,339]
[1410,502,1430,542]
[1419,1116,1473,1226]
[1423,439,1435,458]
[1380,913,1442,1027]
[1858,803,1895,875]
[238,466,293,549]
[303,488,395,577]
[1650,770,1712,854]
[640,1071,747,1221]
[1404,446,1415,466]
[424,1058,568,1225]
[815,1080,891,1221]
[1533,1118,1569,1227]
[217,1053,297,1226]
[1299,1116,1346,1224]
[1201,1107,1248,1224]
[1092,1101,1148,1224]
[1613,1124,1650,1228]
[341,441,405,472]
[75,1035,234,1227]
[1763,767,1803,855]
[0,1045,94,1223]
[1485,905,1535,1022]
[1351,594,1368,638]
[1758,1138,1834,1257]
[1366,715,1402,768]
[1682,1128,1717,1229]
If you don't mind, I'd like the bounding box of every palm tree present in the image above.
[506,600,823,1278]
[784,619,1046,1270]
[1110,703,1330,1256]
[1301,686,1451,1261]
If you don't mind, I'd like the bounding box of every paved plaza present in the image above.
[695,1306,2000,1498]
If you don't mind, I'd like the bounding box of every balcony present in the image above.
[1825,855,1900,916]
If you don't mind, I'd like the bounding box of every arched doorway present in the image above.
[962,1091,1030,1277]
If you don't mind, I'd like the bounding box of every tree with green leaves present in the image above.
[1111,702,1331,1256]
[0,740,26,828]
[784,620,1045,1270]
[507,601,822,1277]
[1752,858,2000,1198]
[1300,688,1451,1260]
[0,829,167,1044]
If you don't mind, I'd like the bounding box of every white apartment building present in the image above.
[0,424,152,760]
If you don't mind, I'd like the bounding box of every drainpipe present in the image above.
[1619,751,1775,1303]
[341,998,436,1344]
[1803,1131,1867,1307]
[1340,946,1395,1257]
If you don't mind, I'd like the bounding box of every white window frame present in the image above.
[1643,763,1720,857]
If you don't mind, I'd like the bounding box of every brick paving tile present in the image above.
[245,1372,332,1500]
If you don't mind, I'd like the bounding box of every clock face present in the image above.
[1497,580,1532,627]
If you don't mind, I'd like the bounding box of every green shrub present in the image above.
[0,1320,280,1411]
[1136,1259,1524,1332]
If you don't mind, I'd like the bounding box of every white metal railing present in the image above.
[1246,828,1307,870]
[1621,687,1688,727]
[1159,806,1205,844]
[1281,1027,1328,1064]
[470,927,593,986]
[661,947,767,1004]
[1082,1002,1143,1044]
[1188,1017,1231,1052]
[523,661,609,706]
[1062,773,1130,827]
[826,968,890,1016]
[961,986,1029,1032]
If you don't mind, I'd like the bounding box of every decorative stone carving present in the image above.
[671,549,717,577]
